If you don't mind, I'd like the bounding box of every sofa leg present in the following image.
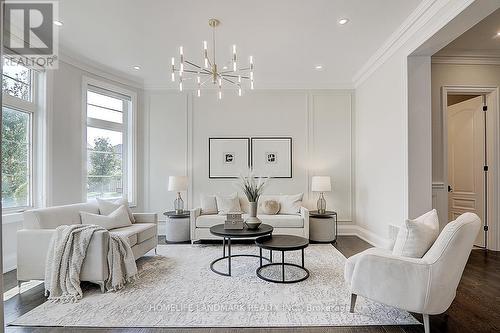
[17,281,22,292]
[154,247,157,255]
[350,294,357,313]
[423,314,430,333]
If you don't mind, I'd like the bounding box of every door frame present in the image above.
[441,85,499,250]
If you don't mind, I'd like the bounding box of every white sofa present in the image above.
[344,212,480,333]
[190,196,309,242]
[17,202,158,291]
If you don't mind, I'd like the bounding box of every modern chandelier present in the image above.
[170,18,254,99]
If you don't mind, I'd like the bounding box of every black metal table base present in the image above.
[210,236,272,276]
[256,249,309,283]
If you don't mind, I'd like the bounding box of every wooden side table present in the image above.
[309,210,337,243]
[163,211,190,242]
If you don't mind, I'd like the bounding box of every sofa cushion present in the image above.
[200,195,218,215]
[23,202,99,229]
[258,194,303,214]
[110,227,138,247]
[259,199,280,215]
[111,223,157,245]
[97,198,135,223]
[80,205,132,230]
[216,193,241,214]
[196,214,303,228]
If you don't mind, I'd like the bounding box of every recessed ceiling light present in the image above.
[338,18,349,25]
[315,65,323,70]
[132,66,141,70]
[497,32,500,36]
[53,20,63,26]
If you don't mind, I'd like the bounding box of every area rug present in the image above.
[11,244,420,328]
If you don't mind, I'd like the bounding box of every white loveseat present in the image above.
[190,196,309,242]
[17,202,158,291]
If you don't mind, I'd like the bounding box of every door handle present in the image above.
[448,185,453,193]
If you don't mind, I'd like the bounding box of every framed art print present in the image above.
[251,137,292,178]
[209,138,250,178]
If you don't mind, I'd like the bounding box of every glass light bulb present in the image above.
[250,71,253,80]
[179,46,183,55]
[233,45,236,54]
[197,89,201,97]
[238,87,242,96]
[171,73,175,82]
[238,75,241,83]
[197,76,201,84]
[249,56,253,64]
[171,57,174,66]
[204,41,207,50]
[250,81,254,90]
[218,91,222,100]
[233,62,237,71]
[179,82,183,91]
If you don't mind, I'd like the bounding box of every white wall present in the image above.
[353,0,499,247]
[2,59,144,272]
[145,90,353,231]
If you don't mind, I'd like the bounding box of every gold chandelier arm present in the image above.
[222,74,250,79]
[221,76,237,86]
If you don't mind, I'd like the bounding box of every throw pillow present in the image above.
[80,205,132,230]
[97,198,135,223]
[216,193,241,214]
[200,195,218,215]
[279,193,304,214]
[392,209,440,258]
[259,200,280,215]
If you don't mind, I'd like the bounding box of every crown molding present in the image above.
[58,47,144,90]
[432,55,500,65]
[352,0,441,87]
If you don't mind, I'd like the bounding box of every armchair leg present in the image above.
[17,281,22,292]
[97,281,106,293]
[154,247,157,255]
[350,294,357,313]
[423,314,430,333]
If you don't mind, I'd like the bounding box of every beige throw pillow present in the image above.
[279,193,303,214]
[200,195,218,215]
[259,200,280,215]
[392,209,440,258]
[97,198,135,223]
[216,193,241,214]
[80,205,132,230]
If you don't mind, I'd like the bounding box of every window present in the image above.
[1,58,35,210]
[85,81,135,204]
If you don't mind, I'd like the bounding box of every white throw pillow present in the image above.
[392,209,440,258]
[278,193,303,214]
[200,195,218,215]
[216,193,241,214]
[97,198,135,223]
[80,205,132,230]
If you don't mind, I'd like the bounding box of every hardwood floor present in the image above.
[3,236,500,333]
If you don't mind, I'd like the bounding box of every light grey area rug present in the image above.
[11,244,420,328]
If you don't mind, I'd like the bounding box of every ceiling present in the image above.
[435,8,500,57]
[57,0,423,89]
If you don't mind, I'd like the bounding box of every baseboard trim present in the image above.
[338,224,392,249]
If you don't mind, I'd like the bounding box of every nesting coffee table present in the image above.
[255,235,310,283]
[209,224,273,276]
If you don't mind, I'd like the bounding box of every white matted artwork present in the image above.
[209,138,250,178]
[251,137,292,178]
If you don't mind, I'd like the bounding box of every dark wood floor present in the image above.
[3,236,500,333]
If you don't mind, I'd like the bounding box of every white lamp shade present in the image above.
[168,176,188,191]
[311,176,331,192]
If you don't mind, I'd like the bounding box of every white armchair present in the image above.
[344,212,480,333]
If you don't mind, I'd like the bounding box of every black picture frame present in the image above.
[208,137,251,179]
[250,137,293,178]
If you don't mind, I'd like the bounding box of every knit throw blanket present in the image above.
[44,224,138,303]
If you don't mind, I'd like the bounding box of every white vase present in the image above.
[245,201,261,229]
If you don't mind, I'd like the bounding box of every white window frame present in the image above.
[82,77,137,206]
[1,61,44,214]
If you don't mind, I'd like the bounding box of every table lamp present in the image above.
[311,176,331,214]
[168,176,188,214]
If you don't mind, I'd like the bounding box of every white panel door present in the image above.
[447,96,484,246]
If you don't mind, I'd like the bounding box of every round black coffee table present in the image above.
[209,224,273,277]
[255,235,309,283]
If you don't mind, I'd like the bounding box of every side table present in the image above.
[163,211,190,242]
[309,210,337,243]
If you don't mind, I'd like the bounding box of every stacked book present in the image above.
[224,212,244,230]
